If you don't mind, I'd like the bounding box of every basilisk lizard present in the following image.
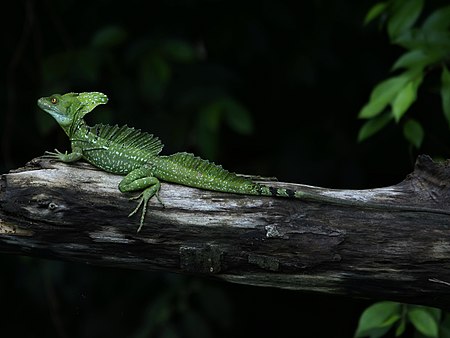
[38,92,446,232]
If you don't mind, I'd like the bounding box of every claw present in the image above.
[155,192,165,208]
[130,199,146,233]
[128,194,147,232]
[43,149,61,159]
[127,183,161,232]
[128,192,144,217]
[43,149,67,161]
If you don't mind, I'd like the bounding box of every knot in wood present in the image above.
[179,243,223,274]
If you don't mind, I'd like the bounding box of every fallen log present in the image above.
[1,155,450,309]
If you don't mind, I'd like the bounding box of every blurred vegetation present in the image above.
[2,0,450,337]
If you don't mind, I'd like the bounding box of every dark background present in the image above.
[2,0,449,337]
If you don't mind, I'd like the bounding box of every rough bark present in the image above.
[1,155,450,309]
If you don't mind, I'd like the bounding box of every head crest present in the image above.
[77,92,109,116]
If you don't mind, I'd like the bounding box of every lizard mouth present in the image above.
[37,97,55,110]
[37,98,72,126]
[37,97,55,112]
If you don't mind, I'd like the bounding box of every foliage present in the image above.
[358,0,450,149]
[355,302,450,338]
[355,1,450,337]
[38,25,253,160]
[4,257,232,338]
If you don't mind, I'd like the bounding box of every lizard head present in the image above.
[38,92,108,131]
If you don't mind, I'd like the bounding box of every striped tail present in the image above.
[256,184,300,198]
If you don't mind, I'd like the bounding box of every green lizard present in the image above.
[38,92,448,232]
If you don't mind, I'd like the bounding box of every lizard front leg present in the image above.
[44,146,83,162]
[118,165,162,232]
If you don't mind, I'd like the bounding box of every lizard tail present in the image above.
[256,184,300,198]
[254,183,359,207]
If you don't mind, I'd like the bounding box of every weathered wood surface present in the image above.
[1,155,450,309]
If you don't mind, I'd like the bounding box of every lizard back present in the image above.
[151,152,262,194]
[72,123,163,175]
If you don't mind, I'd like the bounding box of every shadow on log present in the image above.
[1,155,450,309]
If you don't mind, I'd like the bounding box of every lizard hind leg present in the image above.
[118,165,162,232]
[128,181,161,232]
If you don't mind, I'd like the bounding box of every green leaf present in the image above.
[395,319,406,336]
[200,98,253,135]
[422,5,450,32]
[391,73,422,121]
[139,54,171,101]
[75,50,101,83]
[91,26,127,48]
[356,326,392,338]
[162,40,197,63]
[199,102,222,132]
[223,99,253,135]
[196,103,222,159]
[358,112,393,142]
[387,0,424,39]
[426,307,442,323]
[391,50,440,71]
[354,301,401,338]
[393,30,450,50]
[403,119,424,148]
[407,307,439,337]
[364,2,388,25]
[441,66,450,127]
[359,76,409,119]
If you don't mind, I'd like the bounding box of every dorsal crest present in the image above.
[94,123,164,156]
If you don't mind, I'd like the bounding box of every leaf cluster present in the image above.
[355,3,450,337]
[358,1,450,149]
[355,302,450,338]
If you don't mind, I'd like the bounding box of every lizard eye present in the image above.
[51,97,58,104]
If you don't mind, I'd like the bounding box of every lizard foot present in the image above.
[42,149,82,162]
[42,149,67,161]
[128,182,161,232]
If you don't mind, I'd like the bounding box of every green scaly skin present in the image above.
[38,92,449,232]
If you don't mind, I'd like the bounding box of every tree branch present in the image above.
[1,155,450,309]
